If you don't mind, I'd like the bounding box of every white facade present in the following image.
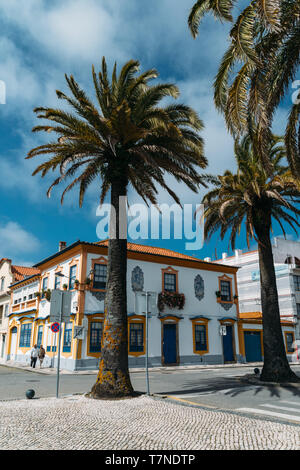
[216,237,300,340]
[0,260,12,359]
[7,241,242,371]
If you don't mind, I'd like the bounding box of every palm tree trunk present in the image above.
[90,179,136,398]
[254,208,299,383]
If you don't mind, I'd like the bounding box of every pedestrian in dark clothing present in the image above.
[30,344,38,368]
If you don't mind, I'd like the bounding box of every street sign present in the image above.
[219,325,227,336]
[73,325,85,340]
[135,291,158,315]
[51,322,60,333]
[50,290,72,323]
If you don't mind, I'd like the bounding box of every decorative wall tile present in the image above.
[131,266,144,292]
[194,274,204,301]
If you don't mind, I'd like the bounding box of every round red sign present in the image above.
[51,322,60,333]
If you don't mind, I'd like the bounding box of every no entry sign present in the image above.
[51,322,60,333]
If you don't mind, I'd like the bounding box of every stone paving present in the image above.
[0,394,299,450]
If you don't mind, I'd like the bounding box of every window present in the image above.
[220,280,232,302]
[63,323,72,353]
[285,332,295,353]
[0,306,3,324]
[164,273,176,292]
[89,322,103,353]
[129,323,144,353]
[0,278,4,291]
[294,275,300,291]
[69,265,77,290]
[23,296,27,302]
[42,277,48,298]
[4,304,8,317]
[93,264,107,290]
[55,274,61,290]
[28,294,33,300]
[37,325,43,347]
[19,323,32,348]
[194,324,207,352]
[297,304,300,317]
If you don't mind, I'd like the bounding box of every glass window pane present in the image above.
[129,323,144,352]
[93,264,107,290]
[89,322,103,353]
[195,324,207,351]
[220,280,231,301]
[69,266,77,289]
[164,273,176,292]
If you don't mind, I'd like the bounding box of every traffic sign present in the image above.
[50,290,72,323]
[51,322,60,333]
[73,325,85,340]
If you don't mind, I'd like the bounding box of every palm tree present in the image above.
[203,133,300,382]
[188,0,300,174]
[27,58,207,398]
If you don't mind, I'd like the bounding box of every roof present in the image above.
[239,312,295,325]
[96,240,201,261]
[11,265,40,282]
[34,239,238,273]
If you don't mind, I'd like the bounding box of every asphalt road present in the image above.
[1,364,300,425]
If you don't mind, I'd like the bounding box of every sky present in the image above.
[0,0,297,266]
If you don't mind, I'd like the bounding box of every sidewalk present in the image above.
[0,394,299,450]
[0,358,279,375]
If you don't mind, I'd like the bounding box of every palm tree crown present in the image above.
[27,57,207,207]
[188,0,300,175]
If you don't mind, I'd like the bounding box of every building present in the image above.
[6,240,244,370]
[0,259,39,361]
[214,237,299,363]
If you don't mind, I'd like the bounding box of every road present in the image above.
[1,364,300,426]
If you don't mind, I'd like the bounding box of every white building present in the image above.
[0,259,39,361]
[215,237,299,362]
[7,240,244,371]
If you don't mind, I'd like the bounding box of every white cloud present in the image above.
[0,221,41,260]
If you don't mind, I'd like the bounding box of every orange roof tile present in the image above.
[96,240,201,261]
[11,265,40,282]
[240,311,295,325]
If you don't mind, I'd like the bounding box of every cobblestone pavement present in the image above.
[0,395,299,450]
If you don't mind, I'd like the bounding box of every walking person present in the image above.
[38,345,46,368]
[30,344,39,368]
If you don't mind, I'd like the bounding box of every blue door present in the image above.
[244,331,262,362]
[163,324,177,365]
[222,325,235,362]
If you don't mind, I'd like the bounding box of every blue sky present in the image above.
[0,0,297,266]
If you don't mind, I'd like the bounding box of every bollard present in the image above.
[26,389,35,399]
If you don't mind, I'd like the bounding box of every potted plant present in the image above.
[215,291,221,299]
[85,277,91,290]
[35,292,41,299]
[158,291,185,312]
[45,289,52,302]
[63,284,68,291]
[74,279,80,290]
[233,294,238,303]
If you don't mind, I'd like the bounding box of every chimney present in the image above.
[235,249,243,258]
[222,252,227,260]
[59,241,67,252]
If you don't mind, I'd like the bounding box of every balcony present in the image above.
[158,291,185,312]
[12,298,37,313]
